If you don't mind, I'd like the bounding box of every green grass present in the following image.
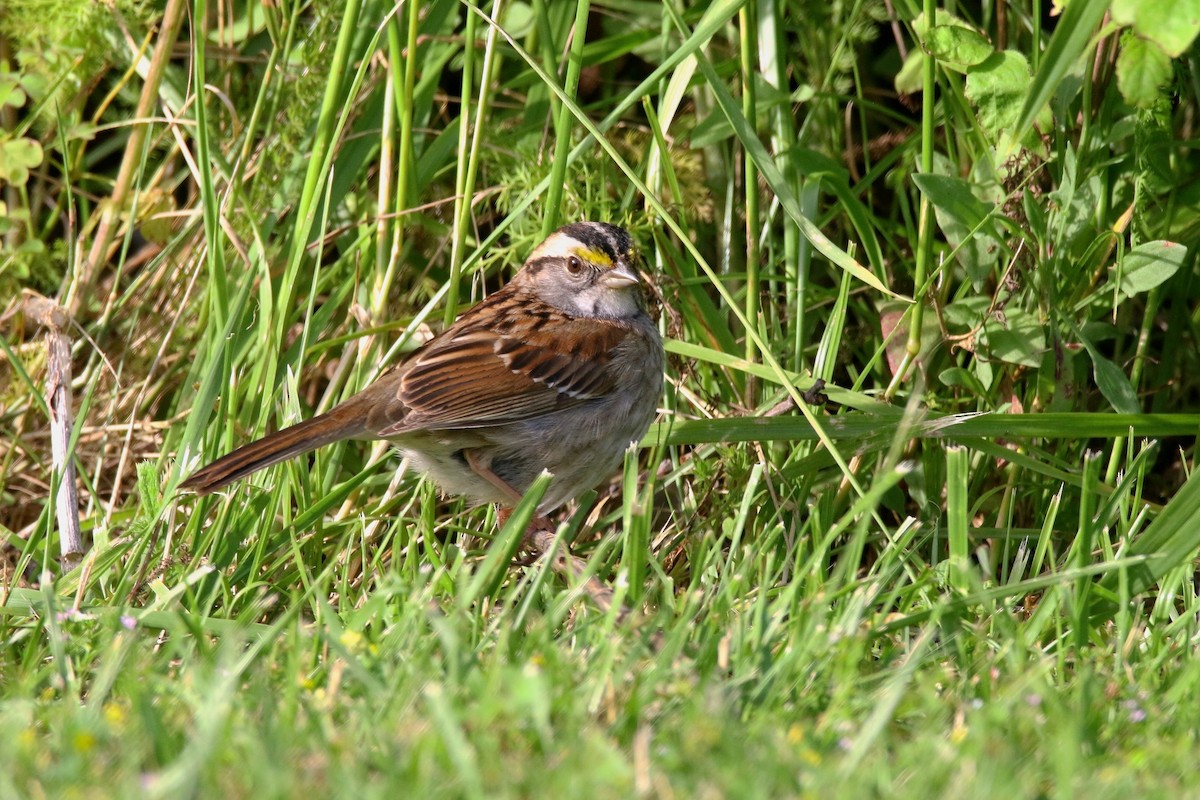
[4,0,1200,796]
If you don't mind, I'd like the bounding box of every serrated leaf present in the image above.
[1116,35,1173,108]
[928,25,994,71]
[1113,0,1200,58]
[898,11,980,94]
[1118,240,1187,295]
[0,136,44,185]
[0,74,26,110]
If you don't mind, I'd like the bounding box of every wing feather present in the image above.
[374,291,631,436]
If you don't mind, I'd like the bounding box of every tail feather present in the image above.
[181,405,369,495]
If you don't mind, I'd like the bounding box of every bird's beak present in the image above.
[601,262,640,288]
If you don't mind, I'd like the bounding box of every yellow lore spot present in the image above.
[574,246,612,267]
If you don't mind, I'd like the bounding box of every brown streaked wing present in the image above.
[377,310,629,435]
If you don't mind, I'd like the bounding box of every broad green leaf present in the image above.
[911,8,976,38]
[1113,0,1200,57]
[938,366,989,396]
[928,25,994,71]
[501,1,535,38]
[981,308,1046,368]
[1075,328,1141,415]
[895,49,924,94]
[914,173,1003,286]
[966,50,1033,143]
[913,173,997,233]
[942,295,991,330]
[1118,240,1187,296]
[1116,34,1173,108]
[896,10,979,93]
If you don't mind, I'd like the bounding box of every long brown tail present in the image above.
[180,403,371,495]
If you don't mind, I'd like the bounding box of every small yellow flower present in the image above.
[18,728,36,750]
[102,702,127,729]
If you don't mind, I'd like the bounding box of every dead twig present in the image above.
[24,295,85,571]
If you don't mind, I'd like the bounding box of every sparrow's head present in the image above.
[518,222,645,320]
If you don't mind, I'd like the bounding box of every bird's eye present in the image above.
[566,255,584,275]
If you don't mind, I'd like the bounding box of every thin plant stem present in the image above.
[542,0,592,235]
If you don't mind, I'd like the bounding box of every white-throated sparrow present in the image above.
[181,221,664,514]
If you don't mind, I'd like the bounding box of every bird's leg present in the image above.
[492,506,540,563]
[464,449,614,613]
[495,507,539,567]
[464,450,555,531]
[462,449,553,565]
